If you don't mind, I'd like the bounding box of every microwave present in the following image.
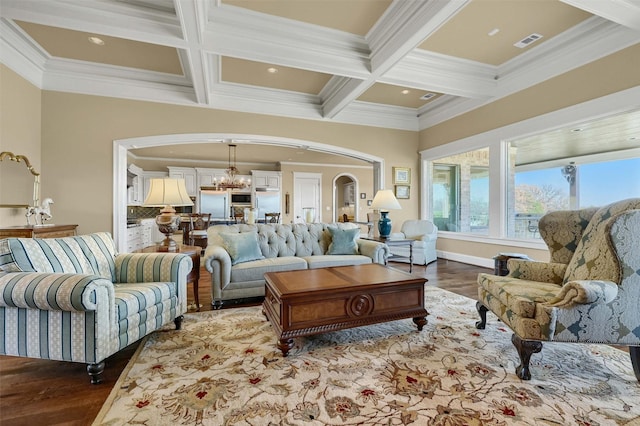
[231,192,252,205]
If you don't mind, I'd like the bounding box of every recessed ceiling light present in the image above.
[629,136,638,141]
[401,89,410,95]
[88,36,105,46]
[488,28,500,37]
[571,128,583,132]
[267,67,278,74]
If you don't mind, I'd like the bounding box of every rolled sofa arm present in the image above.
[507,259,567,284]
[0,272,114,312]
[357,239,389,264]
[545,280,619,307]
[114,252,192,285]
[203,245,233,300]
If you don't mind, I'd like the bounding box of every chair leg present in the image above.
[174,315,184,330]
[630,346,640,382]
[475,301,488,329]
[87,361,105,385]
[512,334,542,380]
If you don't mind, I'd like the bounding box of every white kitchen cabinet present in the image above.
[126,225,143,252]
[196,167,227,189]
[139,218,155,248]
[168,167,197,197]
[127,164,144,205]
[252,170,281,190]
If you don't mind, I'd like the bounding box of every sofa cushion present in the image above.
[230,256,307,283]
[305,255,372,269]
[327,227,359,255]
[0,232,116,281]
[220,232,265,265]
[563,198,640,284]
[478,273,562,318]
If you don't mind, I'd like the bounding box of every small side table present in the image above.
[362,237,414,273]
[136,244,201,311]
[493,252,531,276]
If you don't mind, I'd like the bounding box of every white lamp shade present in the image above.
[370,189,401,211]
[143,178,194,207]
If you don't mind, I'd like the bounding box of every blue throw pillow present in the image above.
[219,232,264,265]
[327,227,360,255]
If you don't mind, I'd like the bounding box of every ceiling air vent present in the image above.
[514,33,543,48]
[420,93,436,101]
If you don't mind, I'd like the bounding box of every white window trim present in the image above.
[420,85,640,248]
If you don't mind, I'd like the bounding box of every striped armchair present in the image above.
[476,198,640,382]
[0,232,192,384]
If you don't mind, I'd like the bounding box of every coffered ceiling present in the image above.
[1,0,639,164]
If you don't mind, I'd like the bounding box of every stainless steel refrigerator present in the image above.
[254,189,281,222]
[199,190,228,220]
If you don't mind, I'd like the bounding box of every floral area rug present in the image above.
[93,286,640,425]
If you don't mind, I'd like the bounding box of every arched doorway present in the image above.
[113,133,385,251]
[332,173,358,223]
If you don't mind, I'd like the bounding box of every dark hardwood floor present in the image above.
[0,259,490,426]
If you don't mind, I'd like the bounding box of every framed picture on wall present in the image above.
[393,167,410,185]
[395,185,410,199]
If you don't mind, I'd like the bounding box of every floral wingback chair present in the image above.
[476,198,640,381]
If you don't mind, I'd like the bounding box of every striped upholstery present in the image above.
[0,232,191,372]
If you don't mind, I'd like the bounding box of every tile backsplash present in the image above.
[127,205,193,220]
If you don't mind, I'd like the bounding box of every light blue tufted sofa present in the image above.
[204,223,388,308]
[0,232,192,383]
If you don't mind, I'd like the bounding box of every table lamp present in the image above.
[370,189,401,238]
[143,178,194,252]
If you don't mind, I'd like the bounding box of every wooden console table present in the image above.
[136,244,201,311]
[0,224,78,239]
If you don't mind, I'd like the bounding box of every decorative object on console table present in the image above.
[143,178,193,252]
[135,244,201,311]
[392,167,411,185]
[303,207,316,223]
[370,189,401,238]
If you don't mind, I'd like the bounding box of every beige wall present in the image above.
[38,91,418,235]
[420,43,640,149]
[279,163,375,224]
[0,65,42,226]
[419,43,640,263]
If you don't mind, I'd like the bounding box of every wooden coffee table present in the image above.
[263,263,429,356]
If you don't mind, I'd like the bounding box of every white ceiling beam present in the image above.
[561,0,640,31]
[205,4,371,79]
[0,0,186,47]
[382,50,496,99]
[174,0,208,104]
[321,0,470,119]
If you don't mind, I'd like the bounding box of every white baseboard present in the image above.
[436,250,494,269]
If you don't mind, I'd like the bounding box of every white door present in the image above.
[293,172,321,223]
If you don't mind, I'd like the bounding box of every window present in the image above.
[432,148,489,234]
[422,103,640,245]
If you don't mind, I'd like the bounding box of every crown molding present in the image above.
[0,18,45,87]
[0,0,185,47]
[561,0,640,31]
[418,16,640,129]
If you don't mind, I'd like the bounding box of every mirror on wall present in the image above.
[0,151,40,209]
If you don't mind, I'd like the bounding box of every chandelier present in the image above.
[215,144,251,190]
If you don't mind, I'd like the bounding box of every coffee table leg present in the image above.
[413,316,427,331]
[278,338,294,357]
